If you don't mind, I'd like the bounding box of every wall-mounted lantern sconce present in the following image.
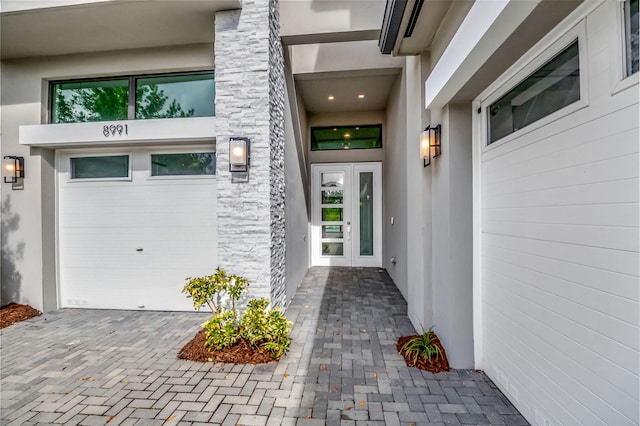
[3,156,24,185]
[229,137,250,172]
[420,124,441,167]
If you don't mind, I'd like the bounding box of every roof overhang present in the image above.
[1,0,241,60]
[425,0,583,108]
[379,0,456,55]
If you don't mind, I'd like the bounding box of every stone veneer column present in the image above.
[215,0,286,307]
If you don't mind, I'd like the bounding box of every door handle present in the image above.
[346,224,351,240]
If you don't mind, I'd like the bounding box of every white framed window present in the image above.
[478,22,588,149]
[147,147,217,180]
[69,154,132,181]
[150,152,216,177]
[623,0,639,77]
[487,39,580,145]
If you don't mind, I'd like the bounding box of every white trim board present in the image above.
[20,116,216,148]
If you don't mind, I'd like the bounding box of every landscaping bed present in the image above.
[397,332,450,373]
[0,303,41,329]
[177,329,278,364]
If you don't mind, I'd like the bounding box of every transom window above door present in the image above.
[311,125,382,151]
[50,72,215,124]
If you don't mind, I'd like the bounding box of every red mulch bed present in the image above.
[397,334,450,373]
[177,329,279,364]
[0,303,42,329]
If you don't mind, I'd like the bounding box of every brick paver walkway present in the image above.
[1,267,527,425]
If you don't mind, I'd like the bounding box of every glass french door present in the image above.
[311,163,382,267]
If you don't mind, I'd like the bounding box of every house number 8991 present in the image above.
[103,124,128,137]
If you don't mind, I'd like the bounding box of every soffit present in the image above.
[396,0,453,54]
[1,0,240,60]
[380,0,455,55]
[281,0,386,45]
[451,0,583,102]
[295,70,399,113]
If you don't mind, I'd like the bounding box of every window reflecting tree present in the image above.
[136,85,195,119]
[53,83,194,123]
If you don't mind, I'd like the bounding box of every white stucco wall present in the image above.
[431,103,474,368]
[0,44,214,311]
[383,73,408,298]
[404,55,429,331]
[284,83,310,304]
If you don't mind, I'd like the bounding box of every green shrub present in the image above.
[182,267,249,316]
[183,268,292,358]
[203,311,239,350]
[240,298,292,358]
[401,326,443,364]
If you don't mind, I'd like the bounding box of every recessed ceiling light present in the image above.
[344,133,351,138]
[328,95,335,101]
[355,127,360,130]
[358,94,365,99]
[333,128,337,131]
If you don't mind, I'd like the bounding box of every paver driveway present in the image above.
[1,267,528,425]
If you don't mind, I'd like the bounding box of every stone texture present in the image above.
[268,0,286,309]
[214,0,286,308]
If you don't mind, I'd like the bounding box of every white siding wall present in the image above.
[477,2,639,425]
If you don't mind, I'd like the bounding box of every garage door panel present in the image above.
[481,106,639,176]
[483,178,639,209]
[482,326,579,426]
[59,148,217,311]
[63,214,216,228]
[483,234,639,280]
[482,220,638,252]
[61,270,195,311]
[479,8,639,425]
[62,227,215,241]
[483,259,639,355]
[481,99,639,164]
[483,154,639,197]
[483,245,639,324]
[484,203,638,227]
[482,306,638,426]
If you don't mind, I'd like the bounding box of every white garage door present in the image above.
[58,146,217,311]
[477,13,638,426]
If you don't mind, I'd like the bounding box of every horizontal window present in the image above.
[151,153,216,176]
[71,155,129,179]
[488,40,580,144]
[51,72,214,124]
[311,125,382,151]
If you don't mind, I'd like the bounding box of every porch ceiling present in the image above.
[0,0,240,60]
[295,70,399,114]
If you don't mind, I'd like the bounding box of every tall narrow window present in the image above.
[488,40,580,144]
[624,0,639,76]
